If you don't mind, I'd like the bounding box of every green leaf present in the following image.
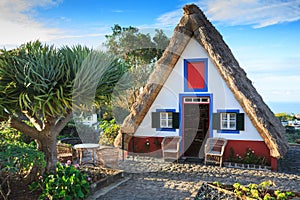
[77,189,84,198]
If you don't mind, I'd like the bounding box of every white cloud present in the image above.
[0,0,64,48]
[199,0,300,28]
[0,0,112,49]
[155,9,182,27]
[155,0,300,28]
[251,74,300,102]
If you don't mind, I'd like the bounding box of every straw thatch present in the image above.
[114,4,288,158]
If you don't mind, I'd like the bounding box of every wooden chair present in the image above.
[56,143,75,163]
[161,136,181,162]
[204,138,227,167]
[96,147,119,168]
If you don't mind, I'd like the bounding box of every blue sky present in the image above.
[0,0,300,113]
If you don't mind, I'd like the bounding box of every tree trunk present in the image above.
[9,113,73,172]
[37,133,58,172]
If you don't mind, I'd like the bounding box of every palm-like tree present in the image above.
[0,41,126,171]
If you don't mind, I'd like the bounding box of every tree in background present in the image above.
[104,25,170,122]
[275,113,294,122]
[0,41,126,171]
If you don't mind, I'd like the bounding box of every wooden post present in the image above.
[122,132,125,161]
[132,136,135,161]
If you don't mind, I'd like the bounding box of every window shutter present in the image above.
[172,112,180,129]
[151,112,160,128]
[236,113,245,131]
[212,113,221,130]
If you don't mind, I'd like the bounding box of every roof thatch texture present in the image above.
[114,4,288,158]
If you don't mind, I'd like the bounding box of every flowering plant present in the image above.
[228,147,268,166]
[30,161,90,200]
[240,148,256,164]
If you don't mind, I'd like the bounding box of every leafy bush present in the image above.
[213,181,296,199]
[285,129,300,143]
[231,181,295,200]
[99,119,120,145]
[30,161,90,200]
[0,125,45,200]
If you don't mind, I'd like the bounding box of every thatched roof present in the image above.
[114,4,288,158]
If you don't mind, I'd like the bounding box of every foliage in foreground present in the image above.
[30,161,90,200]
[212,180,295,200]
[0,124,45,200]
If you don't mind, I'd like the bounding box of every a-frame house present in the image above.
[114,4,288,171]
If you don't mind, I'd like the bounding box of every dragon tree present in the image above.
[0,41,126,171]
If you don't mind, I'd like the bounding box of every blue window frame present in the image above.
[184,58,208,92]
[215,109,242,134]
[154,109,177,132]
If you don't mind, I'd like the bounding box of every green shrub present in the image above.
[231,181,295,200]
[285,129,300,143]
[99,119,120,145]
[226,147,269,165]
[0,143,45,175]
[30,161,90,200]
[243,148,259,165]
[217,181,295,200]
[0,126,45,199]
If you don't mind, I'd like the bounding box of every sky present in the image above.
[0,0,300,114]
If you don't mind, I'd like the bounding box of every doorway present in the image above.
[183,97,210,157]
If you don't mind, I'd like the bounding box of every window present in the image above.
[184,97,210,103]
[160,112,173,128]
[152,109,179,131]
[184,58,208,92]
[212,110,245,133]
[221,113,236,130]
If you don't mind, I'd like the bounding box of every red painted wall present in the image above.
[126,137,278,171]
[128,136,163,157]
[224,140,278,170]
[224,140,270,161]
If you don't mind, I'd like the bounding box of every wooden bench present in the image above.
[204,138,227,167]
[56,143,75,163]
[161,136,181,162]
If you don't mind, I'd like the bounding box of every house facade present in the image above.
[115,4,288,171]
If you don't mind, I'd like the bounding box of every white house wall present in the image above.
[134,38,263,141]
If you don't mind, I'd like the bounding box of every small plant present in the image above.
[226,147,269,166]
[30,161,90,200]
[228,147,235,162]
[229,180,295,200]
[243,148,259,165]
[212,181,222,187]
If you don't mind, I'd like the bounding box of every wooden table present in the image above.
[74,143,100,165]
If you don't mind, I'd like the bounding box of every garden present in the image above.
[0,25,170,199]
[195,180,300,200]
[0,119,121,200]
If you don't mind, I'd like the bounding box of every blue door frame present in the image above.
[178,93,213,155]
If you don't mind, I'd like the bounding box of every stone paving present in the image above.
[94,155,300,200]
